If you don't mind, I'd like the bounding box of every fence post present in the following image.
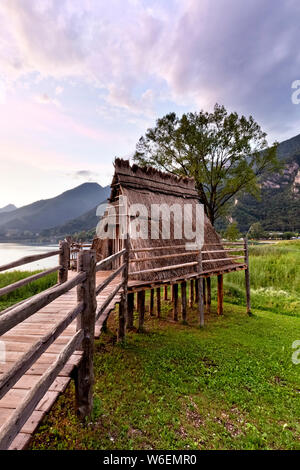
[197,250,205,327]
[58,240,70,283]
[75,249,96,419]
[118,236,129,342]
[243,237,252,316]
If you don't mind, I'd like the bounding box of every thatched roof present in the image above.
[93,159,245,282]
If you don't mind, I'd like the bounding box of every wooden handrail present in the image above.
[0,265,61,298]
[0,249,61,273]
[96,248,126,272]
[0,271,86,336]
[129,251,198,263]
[0,329,84,450]
[96,281,123,321]
[0,302,84,400]
[129,261,198,277]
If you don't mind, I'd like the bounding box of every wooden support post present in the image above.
[197,251,205,327]
[118,236,129,342]
[156,287,161,318]
[206,277,211,313]
[150,289,154,316]
[137,291,145,332]
[181,281,187,323]
[75,249,97,419]
[203,278,206,305]
[189,279,194,307]
[164,285,168,300]
[171,284,175,302]
[58,240,70,284]
[127,292,134,329]
[244,237,252,315]
[173,284,178,321]
[217,274,223,316]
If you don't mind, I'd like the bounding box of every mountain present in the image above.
[0,183,110,237]
[0,204,17,214]
[229,134,300,232]
[40,204,100,239]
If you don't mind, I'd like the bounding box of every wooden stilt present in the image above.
[149,289,154,316]
[171,284,175,302]
[197,250,204,327]
[195,278,199,303]
[173,284,178,321]
[189,279,194,307]
[244,237,252,315]
[127,292,134,329]
[181,281,187,323]
[156,287,161,318]
[118,295,126,341]
[206,277,211,313]
[203,278,206,305]
[138,290,145,332]
[164,285,168,301]
[217,274,223,316]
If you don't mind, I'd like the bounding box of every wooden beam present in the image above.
[181,281,187,323]
[127,292,134,329]
[156,287,161,318]
[203,278,206,305]
[137,291,145,332]
[206,277,211,313]
[0,249,61,273]
[197,251,205,327]
[164,285,168,300]
[189,279,194,307]
[217,274,223,316]
[0,266,60,298]
[244,238,251,315]
[173,284,178,321]
[75,250,97,419]
[149,289,154,316]
[58,240,70,284]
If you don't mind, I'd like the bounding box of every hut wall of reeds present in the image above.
[92,159,243,282]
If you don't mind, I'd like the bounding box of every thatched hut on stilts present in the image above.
[92,159,250,331]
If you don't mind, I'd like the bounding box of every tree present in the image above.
[134,104,280,225]
[248,222,266,239]
[223,222,242,241]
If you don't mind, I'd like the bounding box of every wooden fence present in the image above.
[0,240,128,449]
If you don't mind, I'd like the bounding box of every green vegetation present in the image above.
[220,241,300,317]
[0,270,57,312]
[28,241,299,450]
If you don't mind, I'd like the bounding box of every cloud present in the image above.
[35,92,60,107]
[0,0,300,139]
[55,86,63,95]
[69,169,100,182]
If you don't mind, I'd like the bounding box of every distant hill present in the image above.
[40,204,101,238]
[0,204,17,214]
[0,183,110,237]
[227,134,300,232]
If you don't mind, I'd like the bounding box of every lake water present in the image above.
[0,243,60,272]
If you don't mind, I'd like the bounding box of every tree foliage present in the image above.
[134,104,280,225]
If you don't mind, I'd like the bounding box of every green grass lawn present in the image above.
[1,242,299,450]
[30,301,300,450]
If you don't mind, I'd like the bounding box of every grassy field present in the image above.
[0,270,57,312]
[0,242,299,449]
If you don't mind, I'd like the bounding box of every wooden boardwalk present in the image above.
[0,270,122,450]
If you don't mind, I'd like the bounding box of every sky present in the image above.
[1,0,300,208]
